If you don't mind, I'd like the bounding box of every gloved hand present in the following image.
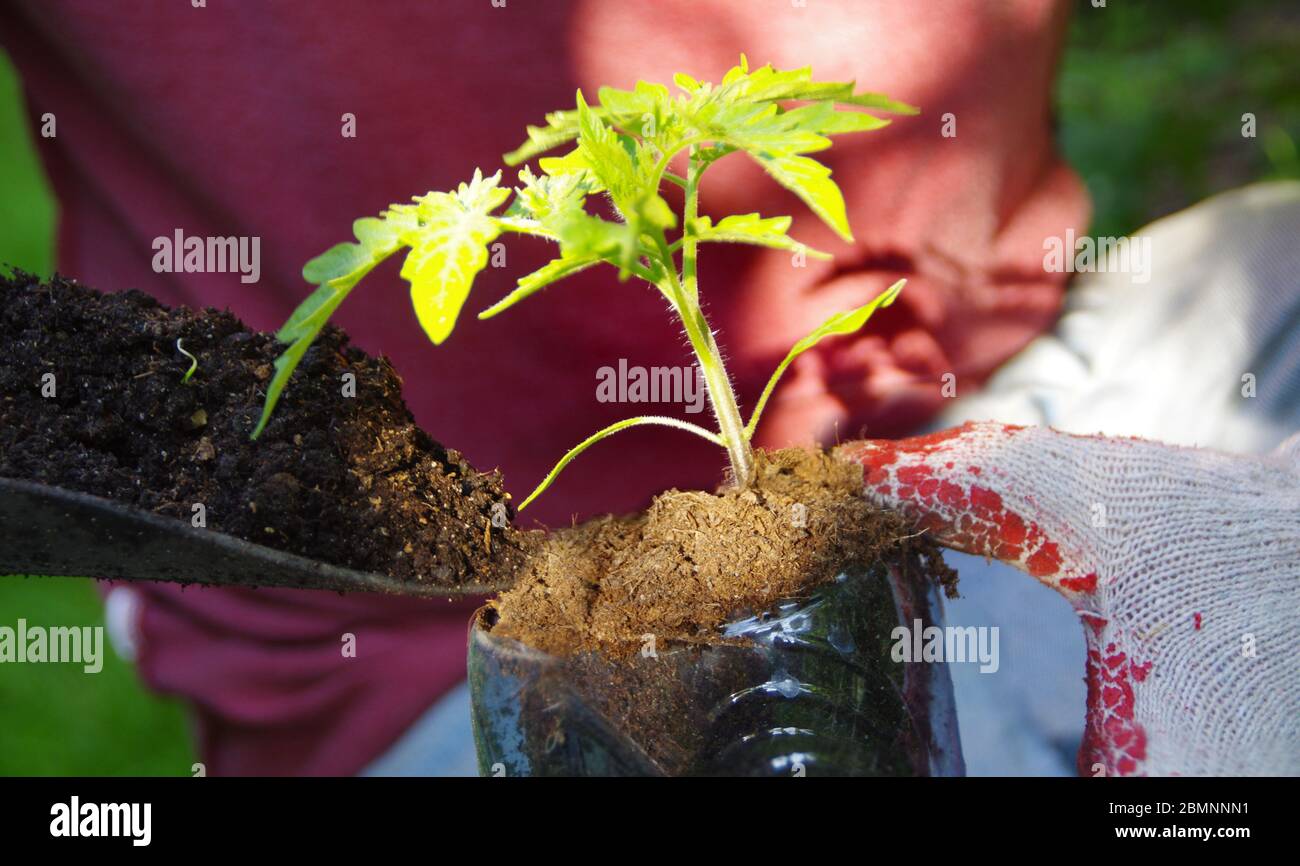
[839,421,1300,777]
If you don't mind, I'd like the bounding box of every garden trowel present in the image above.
[0,476,513,597]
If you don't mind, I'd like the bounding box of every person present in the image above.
[895,182,1300,775]
[3,0,1293,776]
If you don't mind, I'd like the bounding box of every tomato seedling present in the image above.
[254,57,915,509]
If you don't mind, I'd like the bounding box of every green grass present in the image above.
[1058,0,1300,237]
[0,2,1295,774]
[0,52,54,277]
[0,53,195,776]
[0,578,196,775]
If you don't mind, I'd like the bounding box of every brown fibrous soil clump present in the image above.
[490,447,957,655]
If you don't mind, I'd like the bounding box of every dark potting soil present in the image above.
[489,446,958,656]
[0,272,532,587]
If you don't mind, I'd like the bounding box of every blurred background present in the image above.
[1,0,1296,774]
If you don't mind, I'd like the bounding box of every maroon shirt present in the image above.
[1,0,1087,774]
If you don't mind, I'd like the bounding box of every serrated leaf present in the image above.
[575,90,641,213]
[780,101,890,135]
[597,81,669,124]
[398,169,509,344]
[713,59,918,115]
[300,242,370,289]
[504,103,621,166]
[722,54,750,84]
[352,216,402,255]
[478,255,600,320]
[838,91,920,115]
[255,220,401,437]
[558,94,672,271]
[254,171,510,438]
[258,260,376,437]
[537,148,603,192]
[755,151,853,242]
[554,210,640,270]
[251,334,315,440]
[673,61,919,241]
[507,166,595,233]
[481,159,653,320]
[689,213,831,258]
[508,58,913,163]
[789,278,904,355]
[726,63,821,101]
[746,280,905,438]
[504,118,583,167]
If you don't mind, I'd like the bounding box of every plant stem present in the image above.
[682,145,701,302]
[691,305,754,486]
[682,148,753,484]
[654,155,754,485]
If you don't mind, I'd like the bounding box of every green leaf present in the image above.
[277,281,344,345]
[300,242,369,287]
[351,216,403,254]
[780,101,890,135]
[504,102,622,167]
[503,112,585,167]
[254,262,378,438]
[397,169,510,344]
[787,278,904,356]
[689,213,831,258]
[838,91,920,115]
[673,72,701,93]
[575,90,641,213]
[553,210,641,276]
[502,60,914,259]
[484,163,660,316]
[254,220,402,438]
[478,255,600,319]
[537,148,604,192]
[712,58,918,115]
[486,162,662,317]
[637,191,677,231]
[504,80,680,166]
[722,110,833,155]
[253,171,511,438]
[251,334,313,440]
[596,81,672,140]
[755,151,853,242]
[675,60,917,241]
[517,164,600,219]
[745,279,905,439]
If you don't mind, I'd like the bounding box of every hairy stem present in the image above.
[518,415,723,511]
[654,220,754,487]
[682,145,701,301]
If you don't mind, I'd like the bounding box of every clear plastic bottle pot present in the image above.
[468,551,964,777]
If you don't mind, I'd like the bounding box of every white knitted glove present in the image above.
[839,422,1300,776]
